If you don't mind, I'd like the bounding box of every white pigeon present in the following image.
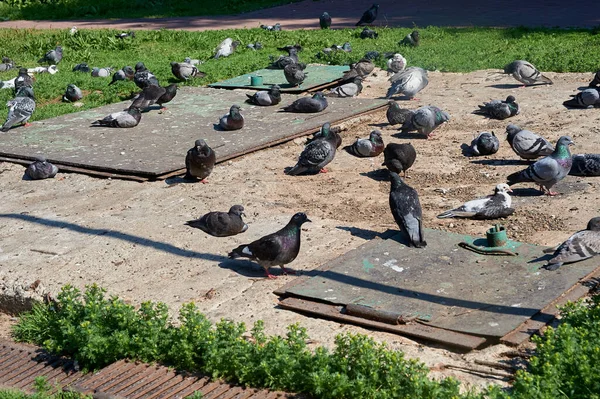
[437,184,514,219]
[69,26,78,35]
[0,77,16,90]
[27,65,58,74]
[214,38,239,59]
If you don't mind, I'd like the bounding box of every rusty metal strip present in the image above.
[128,369,179,398]
[202,383,234,399]
[278,297,486,351]
[169,377,211,399]
[154,376,201,399]
[94,362,146,392]
[79,359,131,387]
[111,364,170,396]
[142,374,186,399]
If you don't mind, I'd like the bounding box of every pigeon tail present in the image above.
[285,165,308,176]
[538,74,553,85]
[228,245,251,259]
[506,170,529,186]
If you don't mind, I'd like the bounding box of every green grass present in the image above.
[0,26,599,125]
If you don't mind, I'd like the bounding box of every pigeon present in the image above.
[171,61,205,81]
[286,122,337,175]
[503,60,553,86]
[363,51,380,60]
[327,77,363,97]
[185,139,216,182]
[63,84,83,102]
[505,124,554,160]
[563,88,600,108]
[407,105,450,138]
[336,42,352,52]
[543,217,600,271]
[320,12,332,29]
[0,57,14,72]
[470,131,499,156]
[387,53,406,74]
[133,62,159,89]
[356,3,379,26]
[388,171,426,248]
[228,212,310,279]
[386,101,413,126]
[69,26,78,35]
[130,84,166,110]
[186,205,248,237]
[183,57,202,65]
[72,63,90,73]
[38,46,62,65]
[28,65,58,74]
[344,130,384,157]
[569,154,600,176]
[284,62,307,86]
[382,143,416,177]
[277,44,303,53]
[437,184,515,220]
[25,157,58,180]
[115,31,135,39]
[589,70,600,87]
[281,92,328,113]
[108,66,134,85]
[261,23,282,31]
[400,30,420,46]
[92,107,142,128]
[269,48,299,69]
[473,95,520,119]
[214,38,240,59]
[306,123,343,149]
[340,58,375,82]
[156,83,177,109]
[387,67,429,99]
[0,77,16,90]
[91,67,113,78]
[507,136,574,196]
[14,68,33,93]
[219,104,244,131]
[360,27,378,39]
[245,85,282,106]
[1,86,36,132]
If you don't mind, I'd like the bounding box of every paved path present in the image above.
[0,0,597,31]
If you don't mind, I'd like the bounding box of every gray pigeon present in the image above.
[503,60,553,86]
[400,30,420,46]
[219,104,244,130]
[382,143,416,177]
[1,86,36,132]
[245,85,282,106]
[437,184,514,220]
[473,95,520,119]
[133,62,159,89]
[261,23,282,31]
[185,139,216,182]
[38,46,62,65]
[286,122,337,175]
[25,157,58,180]
[387,53,406,74]
[589,70,600,87]
[506,124,554,160]
[130,84,166,111]
[214,38,240,59]
[91,67,113,78]
[306,123,343,149]
[327,77,363,97]
[183,57,201,65]
[186,205,248,237]
[115,31,135,39]
[389,171,426,248]
[269,48,299,69]
[344,130,384,157]
[360,27,378,39]
[507,136,574,196]
[470,131,500,156]
[407,105,450,138]
[63,84,83,102]
[563,88,600,108]
[228,212,310,279]
[386,101,413,127]
[569,154,600,176]
[320,12,332,29]
[72,63,90,73]
[284,62,307,86]
[171,62,205,81]
[281,92,328,113]
[108,66,134,85]
[387,67,429,99]
[341,57,374,82]
[91,107,142,128]
[543,217,600,271]
[14,68,33,93]
[356,3,379,26]
[0,57,14,72]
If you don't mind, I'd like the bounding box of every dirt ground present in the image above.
[1,69,599,391]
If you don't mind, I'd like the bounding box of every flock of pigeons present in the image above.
[2,3,600,278]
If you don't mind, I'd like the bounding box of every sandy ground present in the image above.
[1,69,599,391]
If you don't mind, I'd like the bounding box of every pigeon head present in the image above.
[229,205,245,217]
[322,12,330,17]
[135,62,146,72]
[123,66,134,75]
[494,183,513,194]
[369,130,382,141]
[556,136,575,147]
[194,139,207,149]
[230,104,242,113]
[288,48,298,56]
[411,31,420,40]
[372,3,379,8]
[291,212,311,225]
[33,155,47,162]
[388,100,400,111]
[388,170,405,187]
[269,85,281,94]
[165,83,178,94]
[128,107,142,116]
[16,86,35,99]
[320,122,331,136]
[505,124,521,137]
[55,46,63,53]
[232,40,241,49]
[18,67,28,75]
[587,217,600,231]
[506,95,516,103]
[312,92,326,101]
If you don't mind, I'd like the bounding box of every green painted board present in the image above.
[284,228,600,337]
[208,65,351,92]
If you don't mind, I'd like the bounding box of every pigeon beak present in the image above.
[507,188,513,193]
[241,212,247,217]
[306,218,312,223]
[569,140,575,146]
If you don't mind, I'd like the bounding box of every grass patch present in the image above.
[0,376,87,399]
[0,26,599,124]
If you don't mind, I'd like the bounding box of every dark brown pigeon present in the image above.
[186,205,248,237]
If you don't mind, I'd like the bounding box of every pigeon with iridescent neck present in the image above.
[344,130,384,157]
[473,96,520,119]
[133,62,159,89]
[407,105,450,138]
[63,84,83,102]
[186,205,247,237]
[25,157,58,180]
[219,104,244,130]
[286,122,337,175]
[246,85,281,106]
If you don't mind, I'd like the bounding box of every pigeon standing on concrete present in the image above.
[286,122,337,175]
[228,212,310,279]
[356,3,379,26]
[63,84,83,102]
[38,46,62,64]
[344,130,384,157]
[327,77,363,97]
[219,104,244,130]
[14,68,33,93]
[133,62,159,89]
[320,12,332,29]
[470,131,500,156]
[569,154,600,176]
[389,171,426,248]
[437,184,514,220]
[281,92,328,113]
[386,101,413,126]
[25,157,58,180]
[408,105,450,138]
[108,66,134,85]
[185,139,216,182]
[284,62,307,86]
[92,107,142,128]
[156,83,178,110]
[503,60,553,86]
[270,48,300,69]
[505,124,554,160]
[186,205,248,237]
[387,53,406,74]
[473,95,520,119]
[507,136,574,196]
[543,217,600,271]
[246,85,281,106]
[341,57,375,81]
[214,38,240,59]
[382,143,416,177]
[387,67,429,99]
[589,70,600,87]
[400,30,420,46]
[360,27,379,39]
[563,88,600,108]
[171,61,205,80]
[1,86,36,132]
[130,84,166,111]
